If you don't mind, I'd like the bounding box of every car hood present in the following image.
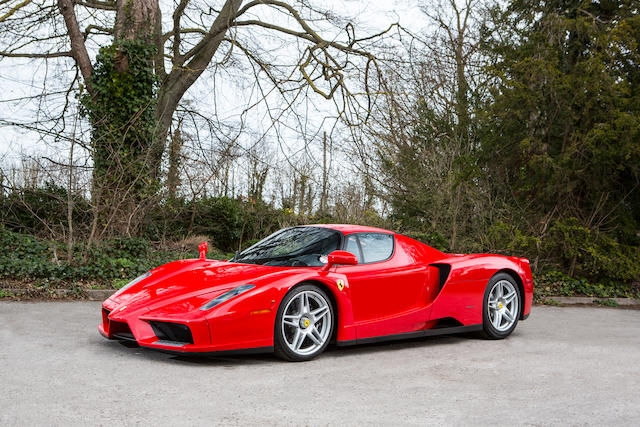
[108,259,286,310]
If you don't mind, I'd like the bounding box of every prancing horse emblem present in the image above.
[336,279,344,291]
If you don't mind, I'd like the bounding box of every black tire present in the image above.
[274,284,335,362]
[481,273,521,339]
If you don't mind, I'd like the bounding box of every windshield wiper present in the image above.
[235,254,297,264]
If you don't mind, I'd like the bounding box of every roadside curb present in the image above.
[1,288,115,300]
[87,289,116,300]
[538,296,640,306]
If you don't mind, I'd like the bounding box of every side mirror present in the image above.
[322,250,358,271]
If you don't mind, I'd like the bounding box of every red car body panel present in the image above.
[99,224,533,355]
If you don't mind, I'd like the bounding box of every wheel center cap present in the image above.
[498,302,503,310]
[300,317,311,329]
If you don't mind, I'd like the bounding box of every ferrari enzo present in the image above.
[99,224,533,361]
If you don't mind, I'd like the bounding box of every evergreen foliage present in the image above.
[380,0,640,284]
[479,0,640,279]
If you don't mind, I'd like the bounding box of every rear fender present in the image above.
[429,254,533,325]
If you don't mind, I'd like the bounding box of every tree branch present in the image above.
[223,37,279,87]
[0,50,72,58]
[155,0,243,177]
[83,24,113,39]
[178,0,242,66]
[171,0,190,64]
[57,0,93,85]
[75,0,116,11]
[0,0,31,23]
[163,28,207,42]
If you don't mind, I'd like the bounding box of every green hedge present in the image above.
[0,228,194,287]
[535,270,640,300]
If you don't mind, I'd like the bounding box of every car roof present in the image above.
[307,224,394,235]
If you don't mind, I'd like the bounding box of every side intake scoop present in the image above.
[429,263,452,293]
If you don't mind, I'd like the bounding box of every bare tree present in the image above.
[2,0,390,170]
[350,0,491,250]
[1,0,393,237]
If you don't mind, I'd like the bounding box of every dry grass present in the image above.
[171,235,209,251]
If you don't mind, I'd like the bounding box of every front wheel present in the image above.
[481,273,521,339]
[274,284,334,362]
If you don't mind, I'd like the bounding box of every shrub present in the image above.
[0,182,92,237]
[486,221,540,258]
[535,270,640,299]
[403,231,449,252]
[0,228,194,287]
[143,197,290,252]
[545,218,640,281]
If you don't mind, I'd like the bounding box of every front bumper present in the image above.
[99,298,274,355]
[100,304,218,353]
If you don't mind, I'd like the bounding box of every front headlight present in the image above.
[200,285,255,311]
[112,271,152,297]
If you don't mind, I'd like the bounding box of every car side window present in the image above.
[358,233,394,263]
[344,234,362,264]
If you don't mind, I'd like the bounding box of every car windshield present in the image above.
[232,227,341,267]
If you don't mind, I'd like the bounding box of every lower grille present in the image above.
[110,320,135,341]
[149,321,194,344]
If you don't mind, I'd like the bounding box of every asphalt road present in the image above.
[1,302,639,426]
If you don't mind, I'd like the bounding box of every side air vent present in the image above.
[430,263,452,292]
[149,321,194,345]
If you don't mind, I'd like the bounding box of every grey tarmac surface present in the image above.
[1,302,639,426]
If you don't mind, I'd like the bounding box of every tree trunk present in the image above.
[114,0,160,42]
[58,0,249,237]
[298,174,308,216]
[66,119,76,261]
[454,33,470,145]
[167,127,183,199]
[80,0,162,238]
[320,131,328,213]
[450,184,461,252]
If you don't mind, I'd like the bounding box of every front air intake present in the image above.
[110,320,135,341]
[149,321,194,344]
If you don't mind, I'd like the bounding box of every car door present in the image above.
[338,232,431,339]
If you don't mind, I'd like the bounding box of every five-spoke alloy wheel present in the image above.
[274,284,334,361]
[482,273,521,339]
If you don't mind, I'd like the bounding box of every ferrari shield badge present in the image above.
[336,279,344,291]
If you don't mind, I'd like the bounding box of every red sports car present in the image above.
[99,224,533,361]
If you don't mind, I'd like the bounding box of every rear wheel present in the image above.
[481,273,520,339]
[274,284,334,362]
